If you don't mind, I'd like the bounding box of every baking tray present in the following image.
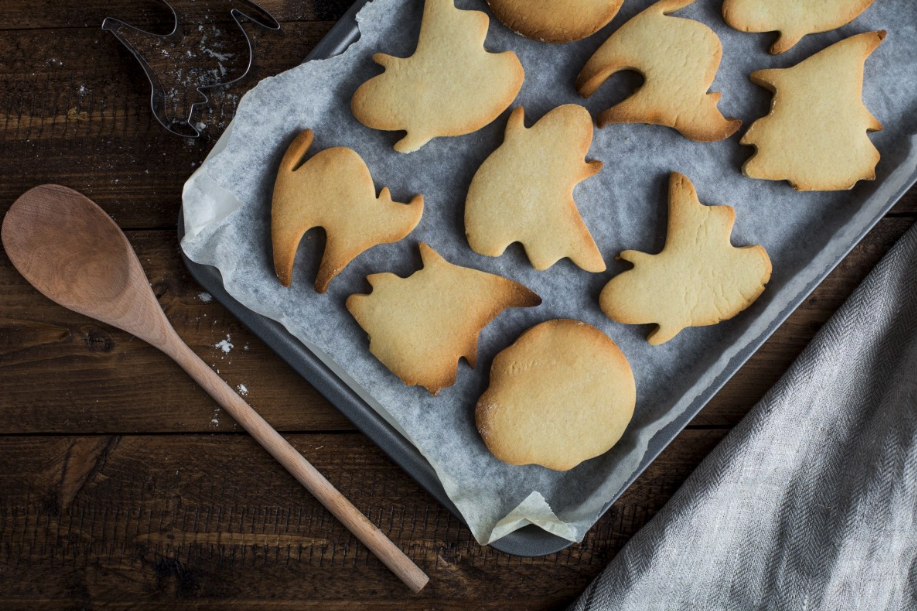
[178,0,569,556]
[178,0,917,557]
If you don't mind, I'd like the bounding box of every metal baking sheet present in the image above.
[178,0,917,556]
[179,0,570,556]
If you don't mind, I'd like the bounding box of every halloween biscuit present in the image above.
[485,0,624,43]
[346,243,541,395]
[476,319,636,471]
[576,0,741,142]
[741,31,885,192]
[351,0,524,153]
[465,105,605,273]
[600,173,771,345]
[723,0,876,54]
[271,130,424,293]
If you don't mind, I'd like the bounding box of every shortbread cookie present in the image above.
[272,130,424,293]
[742,31,885,192]
[576,0,741,142]
[346,243,541,395]
[476,319,635,471]
[485,0,624,43]
[723,0,876,54]
[600,173,771,345]
[351,0,524,154]
[465,105,605,273]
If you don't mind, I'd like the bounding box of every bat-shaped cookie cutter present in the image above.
[102,0,280,138]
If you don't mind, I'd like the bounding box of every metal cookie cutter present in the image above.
[102,0,280,138]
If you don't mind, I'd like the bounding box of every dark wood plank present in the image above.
[1,217,913,434]
[0,22,333,230]
[0,229,350,434]
[0,429,726,609]
[0,0,353,30]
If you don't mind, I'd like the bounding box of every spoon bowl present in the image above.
[2,185,165,345]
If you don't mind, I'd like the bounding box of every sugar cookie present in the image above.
[742,31,885,192]
[485,0,624,43]
[351,0,524,153]
[464,105,605,273]
[271,130,424,293]
[600,173,771,345]
[576,0,741,142]
[723,0,876,54]
[476,319,636,471]
[346,243,541,395]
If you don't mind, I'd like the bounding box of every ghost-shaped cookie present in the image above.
[600,173,772,345]
[351,0,524,153]
[464,105,605,273]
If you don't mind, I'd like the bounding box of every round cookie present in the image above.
[476,319,636,471]
[486,0,624,44]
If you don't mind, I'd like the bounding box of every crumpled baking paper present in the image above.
[181,0,917,545]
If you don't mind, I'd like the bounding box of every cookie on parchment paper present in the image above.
[271,130,424,293]
[485,0,624,44]
[741,31,886,192]
[576,0,741,142]
[464,105,605,273]
[346,243,541,395]
[600,173,772,345]
[351,0,524,153]
[723,0,876,54]
[476,319,636,471]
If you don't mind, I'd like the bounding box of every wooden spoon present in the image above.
[1,184,429,593]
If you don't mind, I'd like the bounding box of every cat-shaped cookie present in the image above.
[271,130,423,292]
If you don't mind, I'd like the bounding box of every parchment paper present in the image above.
[181,0,917,545]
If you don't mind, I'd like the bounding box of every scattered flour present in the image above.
[214,334,233,353]
[236,384,249,396]
[198,292,212,303]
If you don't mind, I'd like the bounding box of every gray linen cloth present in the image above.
[573,222,917,611]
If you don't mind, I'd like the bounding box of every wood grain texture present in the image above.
[0,229,349,433]
[0,22,333,229]
[0,0,353,30]
[0,430,726,609]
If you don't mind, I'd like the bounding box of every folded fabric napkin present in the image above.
[572,221,917,611]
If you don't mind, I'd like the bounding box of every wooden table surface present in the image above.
[1,1,914,608]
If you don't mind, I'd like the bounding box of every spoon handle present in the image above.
[163,335,429,593]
